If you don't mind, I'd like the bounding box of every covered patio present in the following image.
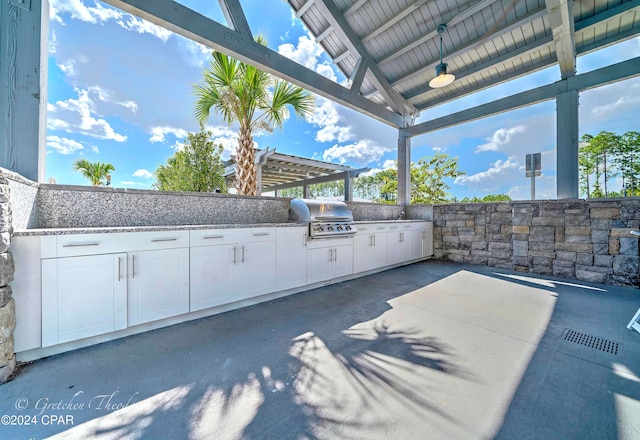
[1,260,639,439]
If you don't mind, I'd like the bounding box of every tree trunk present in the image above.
[236,127,257,195]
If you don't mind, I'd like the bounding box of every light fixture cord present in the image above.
[439,34,444,65]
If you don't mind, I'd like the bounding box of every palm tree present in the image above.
[73,159,115,186]
[194,38,314,195]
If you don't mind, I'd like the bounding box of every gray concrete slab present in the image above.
[0,260,639,439]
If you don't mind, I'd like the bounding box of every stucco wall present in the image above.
[433,200,640,288]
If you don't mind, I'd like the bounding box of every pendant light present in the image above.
[429,24,455,88]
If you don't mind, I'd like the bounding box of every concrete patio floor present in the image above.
[1,260,640,439]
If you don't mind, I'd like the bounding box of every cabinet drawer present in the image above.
[43,231,189,258]
[190,227,275,247]
[305,235,354,249]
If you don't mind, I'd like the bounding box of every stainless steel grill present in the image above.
[290,199,357,239]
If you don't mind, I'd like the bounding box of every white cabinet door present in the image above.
[421,223,434,257]
[333,244,354,278]
[276,227,307,291]
[307,247,335,284]
[239,240,276,299]
[128,248,190,326]
[354,233,374,273]
[42,253,127,347]
[386,230,404,265]
[190,244,237,311]
[355,232,388,273]
[307,243,354,283]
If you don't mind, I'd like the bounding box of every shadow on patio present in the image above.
[1,260,639,439]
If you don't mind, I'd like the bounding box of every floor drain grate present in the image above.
[562,329,620,355]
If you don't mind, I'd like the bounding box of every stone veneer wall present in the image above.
[433,199,640,287]
[0,176,15,383]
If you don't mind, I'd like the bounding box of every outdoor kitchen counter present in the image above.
[12,222,303,236]
[14,220,431,236]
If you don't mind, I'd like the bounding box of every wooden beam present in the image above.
[401,56,640,138]
[545,0,576,79]
[315,25,334,43]
[295,0,315,18]
[361,0,428,43]
[266,168,369,192]
[349,58,367,94]
[376,0,499,65]
[412,5,640,111]
[344,0,368,17]
[218,0,252,40]
[101,0,404,127]
[389,6,547,88]
[317,0,416,115]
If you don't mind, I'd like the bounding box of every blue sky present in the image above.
[45,0,640,200]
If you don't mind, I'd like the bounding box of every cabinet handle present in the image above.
[360,227,367,231]
[373,235,376,246]
[151,238,178,242]
[328,248,333,262]
[303,233,307,247]
[132,255,136,278]
[203,235,224,239]
[333,248,338,262]
[377,226,385,230]
[63,242,99,247]
[252,232,270,236]
[233,246,237,265]
[241,245,245,263]
[118,257,122,281]
[401,232,405,242]
[390,226,397,230]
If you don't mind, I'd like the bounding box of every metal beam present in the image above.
[101,0,404,127]
[317,0,416,115]
[397,135,411,205]
[401,56,640,138]
[545,0,576,79]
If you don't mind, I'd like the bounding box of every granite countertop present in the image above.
[13,219,432,236]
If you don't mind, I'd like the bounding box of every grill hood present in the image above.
[290,199,354,223]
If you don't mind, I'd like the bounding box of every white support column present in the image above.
[0,0,48,181]
[556,89,579,199]
[397,134,411,205]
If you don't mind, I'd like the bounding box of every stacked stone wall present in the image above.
[433,199,640,288]
[0,177,15,383]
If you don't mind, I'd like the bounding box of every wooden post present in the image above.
[0,0,48,181]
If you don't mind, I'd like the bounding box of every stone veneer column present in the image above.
[0,177,15,383]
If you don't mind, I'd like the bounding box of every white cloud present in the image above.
[50,0,172,41]
[455,158,519,185]
[322,140,392,166]
[590,94,640,117]
[206,126,239,157]
[315,62,337,82]
[149,126,188,143]
[88,86,138,112]
[116,15,173,42]
[46,135,84,154]
[91,145,100,154]
[278,35,324,69]
[316,125,354,143]
[475,126,525,152]
[133,169,153,179]
[49,30,57,54]
[48,88,128,142]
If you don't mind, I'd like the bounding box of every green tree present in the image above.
[616,131,640,195]
[73,159,115,186]
[194,38,314,196]
[459,194,512,202]
[579,134,597,198]
[376,153,465,204]
[154,131,227,193]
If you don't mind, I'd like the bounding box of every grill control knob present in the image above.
[328,226,334,231]
[337,226,343,231]
[346,225,351,230]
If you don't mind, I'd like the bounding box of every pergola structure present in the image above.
[223,148,369,199]
[1,0,639,203]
